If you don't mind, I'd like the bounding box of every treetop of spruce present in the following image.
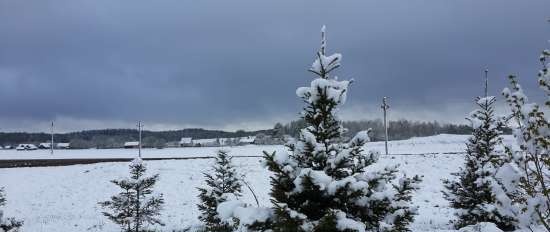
[130,157,143,167]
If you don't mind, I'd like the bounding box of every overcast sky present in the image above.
[0,0,549,132]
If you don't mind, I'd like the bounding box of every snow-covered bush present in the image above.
[216,195,273,231]
[0,188,23,232]
[442,95,517,230]
[499,49,550,231]
[219,26,421,232]
[99,158,165,232]
[197,150,243,232]
[458,222,504,232]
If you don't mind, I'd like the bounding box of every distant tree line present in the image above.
[0,119,510,148]
[273,119,510,142]
[0,128,269,149]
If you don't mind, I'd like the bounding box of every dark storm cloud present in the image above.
[0,0,549,132]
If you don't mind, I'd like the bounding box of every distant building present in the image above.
[38,143,52,149]
[38,142,70,149]
[179,137,193,147]
[238,136,256,145]
[16,144,38,151]
[192,138,219,147]
[124,141,140,149]
[56,143,70,149]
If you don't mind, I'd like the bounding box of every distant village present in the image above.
[1,135,286,151]
[0,119,473,151]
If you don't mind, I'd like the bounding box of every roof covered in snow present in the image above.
[192,138,217,144]
[239,136,256,143]
[39,143,52,147]
[56,143,70,148]
[179,137,192,144]
[124,141,139,146]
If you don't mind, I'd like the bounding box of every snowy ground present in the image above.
[0,134,514,160]
[0,134,515,231]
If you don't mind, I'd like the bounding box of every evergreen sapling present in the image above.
[99,158,164,232]
[0,188,23,232]
[442,94,517,230]
[197,150,243,232]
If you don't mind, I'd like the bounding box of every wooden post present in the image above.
[137,121,143,158]
[381,97,390,155]
[50,121,54,155]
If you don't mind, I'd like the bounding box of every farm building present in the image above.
[16,144,38,151]
[179,137,193,147]
[123,141,140,149]
[56,143,70,149]
[238,136,256,145]
[39,143,52,149]
[191,138,218,147]
[38,143,70,149]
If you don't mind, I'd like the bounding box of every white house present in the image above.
[56,143,70,149]
[39,143,52,149]
[179,137,193,147]
[124,141,140,148]
[16,144,38,151]
[238,136,256,145]
[192,138,219,147]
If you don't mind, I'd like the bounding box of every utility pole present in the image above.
[137,121,143,158]
[50,121,54,155]
[381,97,390,155]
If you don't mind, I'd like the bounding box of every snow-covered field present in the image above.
[0,134,514,160]
[0,134,514,231]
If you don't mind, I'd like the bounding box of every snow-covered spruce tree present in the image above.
[0,188,23,232]
[197,150,243,232]
[442,94,517,230]
[99,158,165,232]
[249,26,421,232]
[500,49,550,231]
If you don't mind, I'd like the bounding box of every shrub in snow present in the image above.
[458,222,503,232]
[196,150,243,232]
[0,188,22,232]
[499,49,550,231]
[442,94,517,230]
[99,158,165,232]
[216,196,273,231]
[220,26,421,232]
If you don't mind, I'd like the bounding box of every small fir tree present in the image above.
[243,26,422,232]
[197,150,243,232]
[0,188,23,232]
[442,94,517,230]
[99,158,165,232]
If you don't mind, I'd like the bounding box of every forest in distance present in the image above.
[0,119,481,149]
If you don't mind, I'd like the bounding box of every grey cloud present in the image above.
[0,0,548,132]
